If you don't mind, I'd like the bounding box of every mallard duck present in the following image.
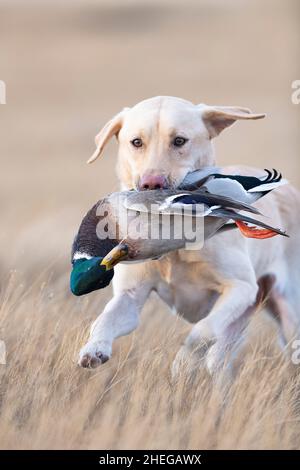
[70,168,288,296]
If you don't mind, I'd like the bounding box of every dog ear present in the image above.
[198,104,266,138]
[87,108,129,164]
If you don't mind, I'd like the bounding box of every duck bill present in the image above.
[100,243,129,271]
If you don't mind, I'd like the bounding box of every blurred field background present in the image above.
[0,0,299,449]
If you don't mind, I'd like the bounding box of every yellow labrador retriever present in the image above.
[79,96,300,378]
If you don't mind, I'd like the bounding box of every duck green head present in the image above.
[70,257,114,296]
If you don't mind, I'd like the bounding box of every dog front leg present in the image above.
[173,276,259,378]
[79,283,152,368]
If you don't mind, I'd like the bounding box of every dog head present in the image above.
[88,96,265,190]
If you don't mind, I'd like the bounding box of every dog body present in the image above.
[80,97,300,375]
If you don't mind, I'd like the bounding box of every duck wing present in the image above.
[181,168,288,203]
[179,167,221,190]
[156,190,261,216]
[206,168,287,195]
[123,189,260,217]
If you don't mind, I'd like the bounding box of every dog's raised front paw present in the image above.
[78,341,111,369]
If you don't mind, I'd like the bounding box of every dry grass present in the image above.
[0,268,300,450]
[0,0,299,450]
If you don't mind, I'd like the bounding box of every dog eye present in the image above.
[131,138,143,148]
[173,136,187,147]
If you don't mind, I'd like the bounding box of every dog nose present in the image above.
[139,175,167,190]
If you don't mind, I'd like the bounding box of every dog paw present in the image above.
[171,345,199,379]
[172,339,213,379]
[78,341,111,369]
[171,347,190,379]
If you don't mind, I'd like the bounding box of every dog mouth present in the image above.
[134,175,181,191]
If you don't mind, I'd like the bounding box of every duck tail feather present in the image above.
[248,178,288,193]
